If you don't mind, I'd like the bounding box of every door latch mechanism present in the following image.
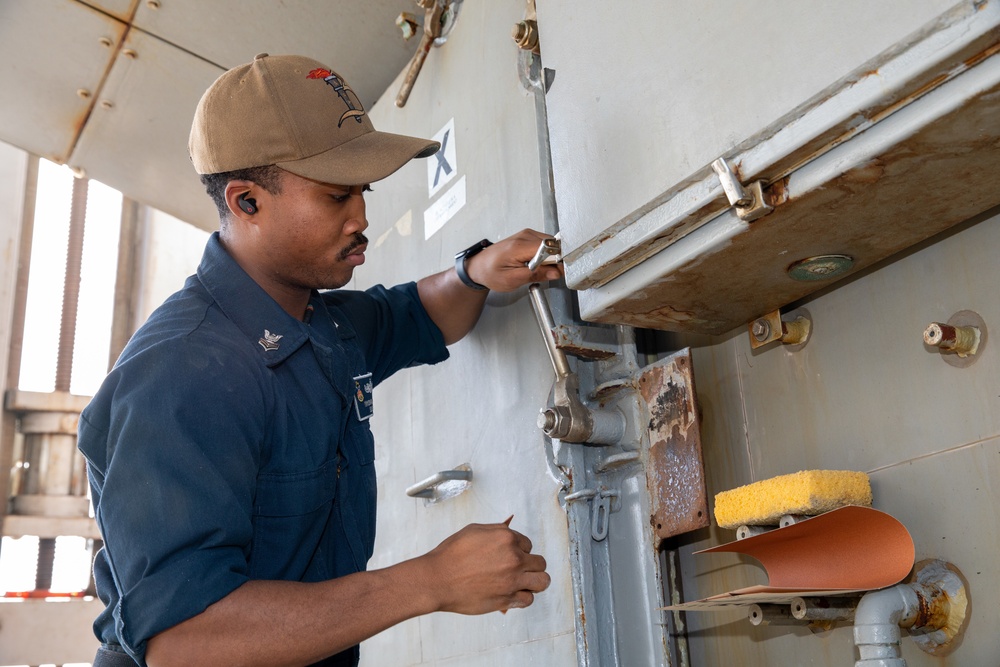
[711,157,774,222]
[395,0,463,107]
[528,282,625,445]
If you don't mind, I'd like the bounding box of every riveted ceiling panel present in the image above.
[131,0,421,108]
[1,0,428,230]
[0,0,126,163]
[77,0,137,22]
[68,27,223,230]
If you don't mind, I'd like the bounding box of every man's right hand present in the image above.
[418,521,551,615]
[146,520,551,667]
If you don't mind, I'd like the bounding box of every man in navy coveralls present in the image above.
[79,53,559,667]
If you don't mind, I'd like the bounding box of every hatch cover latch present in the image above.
[711,157,774,223]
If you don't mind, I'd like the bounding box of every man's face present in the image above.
[254,170,370,291]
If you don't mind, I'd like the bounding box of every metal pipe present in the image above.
[736,525,772,540]
[34,535,57,590]
[109,198,143,370]
[748,603,798,626]
[56,176,88,392]
[923,322,980,357]
[38,174,88,593]
[588,407,626,446]
[853,584,920,667]
[792,596,859,622]
[779,514,809,528]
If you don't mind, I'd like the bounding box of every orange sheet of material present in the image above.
[665,506,914,611]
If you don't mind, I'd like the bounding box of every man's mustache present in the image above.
[339,233,368,260]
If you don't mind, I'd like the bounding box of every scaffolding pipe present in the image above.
[35,174,87,591]
[55,176,88,393]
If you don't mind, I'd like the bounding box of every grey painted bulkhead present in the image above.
[354,1,578,664]
[354,2,675,665]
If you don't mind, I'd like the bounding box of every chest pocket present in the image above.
[249,462,338,581]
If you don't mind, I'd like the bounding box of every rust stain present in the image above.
[639,351,709,544]
[841,158,885,185]
[556,342,615,360]
[964,39,1000,69]
[552,329,617,360]
[65,4,137,164]
[869,73,950,125]
[765,177,790,208]
[591,379,631,402]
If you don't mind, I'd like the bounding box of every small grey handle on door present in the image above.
[406,465,473,500]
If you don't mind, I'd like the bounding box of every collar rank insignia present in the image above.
[258,330,283,351]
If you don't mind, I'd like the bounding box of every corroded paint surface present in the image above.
[638,350,709,543]
[551,325,618,360]
[584,72,1000,334]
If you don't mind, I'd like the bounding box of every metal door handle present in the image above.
[406,465,473,500]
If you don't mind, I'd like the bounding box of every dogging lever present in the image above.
[528,283,625,445]
[527,236,562,272]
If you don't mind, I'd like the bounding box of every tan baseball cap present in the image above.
[189,53,439,184]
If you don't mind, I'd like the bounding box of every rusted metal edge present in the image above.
[638,350,709,544]
[63,3,138,167]
[564,1,1000,291]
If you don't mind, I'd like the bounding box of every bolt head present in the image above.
[538,409,556,431]
[751,318,771,341]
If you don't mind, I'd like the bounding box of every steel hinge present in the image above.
[711,157,774,222]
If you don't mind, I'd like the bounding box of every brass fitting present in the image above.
[512,19,540,54]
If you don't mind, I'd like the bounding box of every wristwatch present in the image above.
[454,239,493,291]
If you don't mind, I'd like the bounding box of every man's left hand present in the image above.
[465,229,563,292]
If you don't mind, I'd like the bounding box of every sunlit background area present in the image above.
[1,156,208,666]
[19,161,122,397]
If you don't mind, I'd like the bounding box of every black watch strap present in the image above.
[454,239,493,291]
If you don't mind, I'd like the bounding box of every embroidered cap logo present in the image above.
[307,68,366,128]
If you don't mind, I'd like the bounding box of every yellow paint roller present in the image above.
[713,470,872,530]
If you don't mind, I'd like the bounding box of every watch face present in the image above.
[456,239,490,260]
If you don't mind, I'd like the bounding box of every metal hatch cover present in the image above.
[578,58,1000,334]
[637,349,709,543]
[562,2,1000,334]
